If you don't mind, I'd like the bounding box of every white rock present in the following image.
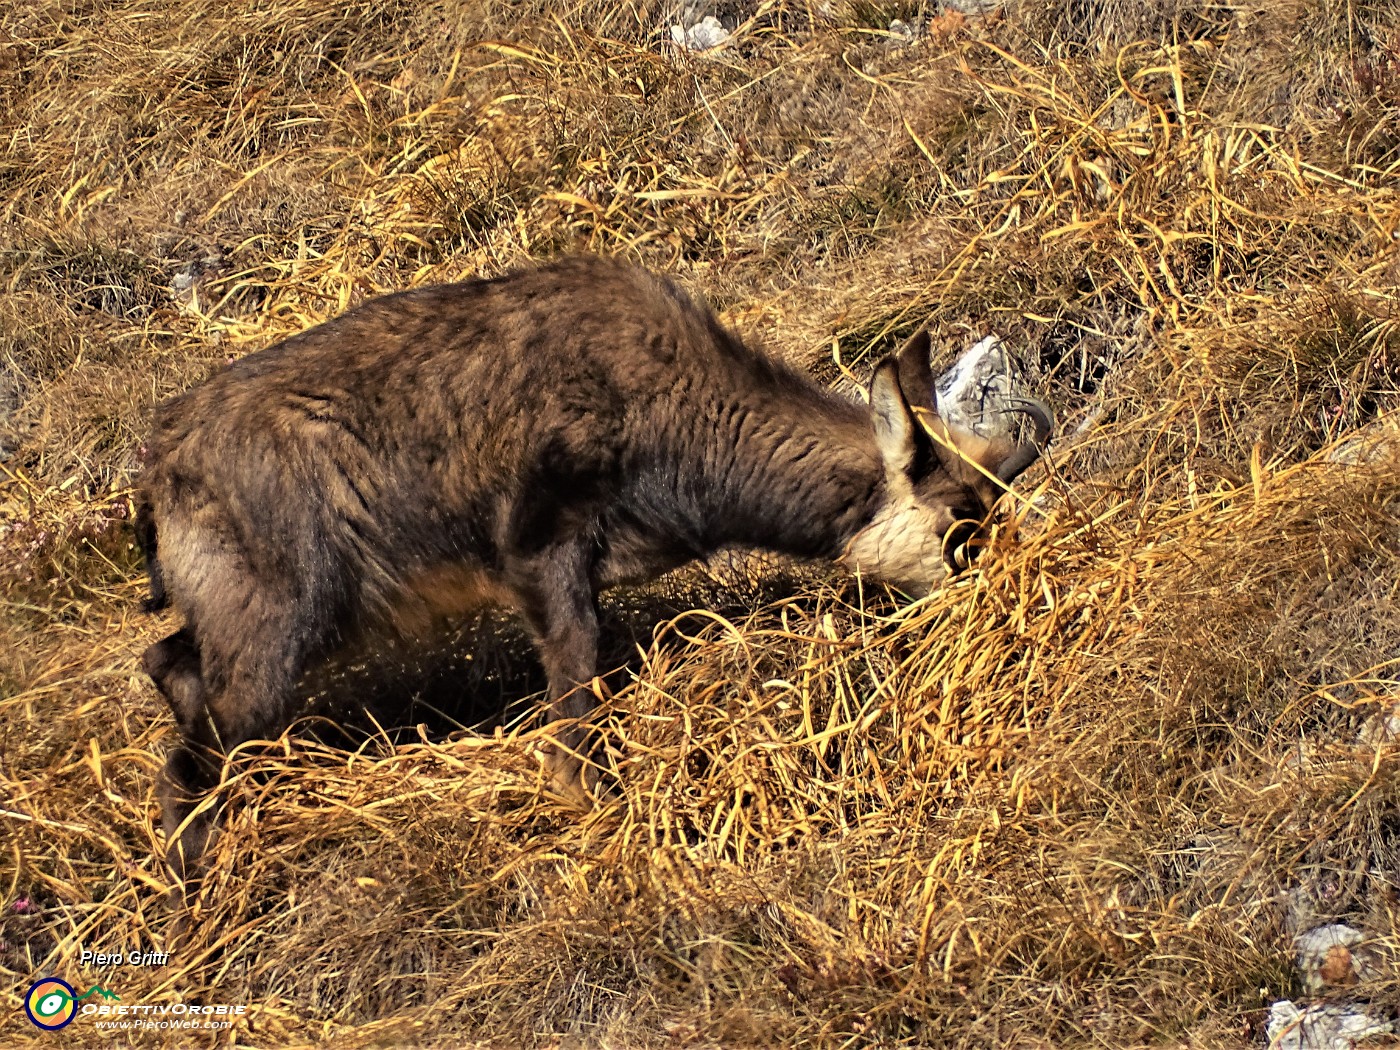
[887,18,918,43]
[670,15,729,51]
[1266,1000,1393,1050]
[1296,924,1367,994]
[1325,415,1400,465]
[935,335,1028,441]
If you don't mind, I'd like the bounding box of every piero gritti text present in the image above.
[80,948,171,967]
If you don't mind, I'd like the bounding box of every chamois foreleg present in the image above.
[505,539,604,805]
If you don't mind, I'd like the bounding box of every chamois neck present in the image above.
[704,392,885,561]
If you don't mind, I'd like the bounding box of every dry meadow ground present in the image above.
[3,0,1400,1046]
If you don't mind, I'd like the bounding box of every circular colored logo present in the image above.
[24,977,78,1030]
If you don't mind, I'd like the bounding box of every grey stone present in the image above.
[1357,697,1400,748]
[670,14,730,50]
[936,335,1029,442]
[887,17,921,44]
[1294,924,1376,995]
[1266,1000,1392,1050]
[1326,416,1400,466]
[941,0,1005,15]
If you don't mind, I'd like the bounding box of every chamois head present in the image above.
[845,330,1053,596]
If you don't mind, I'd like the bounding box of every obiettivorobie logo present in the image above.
[22,976,248,1033]
[24,977,120,1030]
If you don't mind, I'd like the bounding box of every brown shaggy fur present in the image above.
[137,254,1048,880]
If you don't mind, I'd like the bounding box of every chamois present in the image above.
[136,255,1051,879]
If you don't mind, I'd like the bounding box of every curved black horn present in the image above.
[994,397,1054,484]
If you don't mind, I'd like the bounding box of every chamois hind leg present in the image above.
[144,628,203,727]
[143,627,217,883]
[157,596,334,887]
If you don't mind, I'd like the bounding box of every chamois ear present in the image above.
[894,329,937,417]
[869,357,917,476]
[892,328,967,477]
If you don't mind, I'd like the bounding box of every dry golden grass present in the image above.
[3,0,1400,1046]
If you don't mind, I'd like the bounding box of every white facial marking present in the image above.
[842,479,950,596]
